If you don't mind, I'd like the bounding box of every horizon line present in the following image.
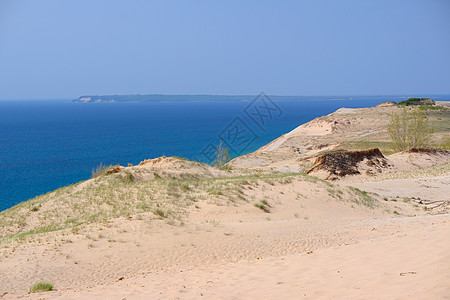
[1,93,450,101]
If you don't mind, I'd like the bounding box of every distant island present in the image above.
[73,94,251,103]
[72,94,306,103]
[71,94,405,103]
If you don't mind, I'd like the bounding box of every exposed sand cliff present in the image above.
[1,103,449,299]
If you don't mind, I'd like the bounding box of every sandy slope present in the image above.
[1,176,416,294]
[8,215,450,299]
[1,104,449,299]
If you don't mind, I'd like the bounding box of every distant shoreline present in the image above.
[72,94,450,103]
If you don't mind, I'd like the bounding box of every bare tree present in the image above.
[213,141,231,168]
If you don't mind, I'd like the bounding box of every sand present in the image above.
[1,104,449,299]
[4,214,449,299]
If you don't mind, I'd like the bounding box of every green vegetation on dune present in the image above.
[429,110,450,135]
[418,105,448,111]
[439,137,450,150]
[0,171,329,241]
[387,106,449,151]
[254,199,271,213]
[30,282,53,293]
[397,97,435,106]
[322,103,449,154]
[347,186,378,208]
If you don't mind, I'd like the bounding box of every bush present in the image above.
[30,282,53,293]
[388,107,434,151]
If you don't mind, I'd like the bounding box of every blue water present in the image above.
[1,95,448,211]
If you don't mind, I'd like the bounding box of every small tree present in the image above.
[213,141,231,168]
[92,162,108,178]
[388,107,434,151]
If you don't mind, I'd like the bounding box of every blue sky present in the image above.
[0,0,449,99]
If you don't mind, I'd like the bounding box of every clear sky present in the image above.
[0,0,449,99]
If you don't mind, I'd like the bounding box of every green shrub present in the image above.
[30,282,53,293]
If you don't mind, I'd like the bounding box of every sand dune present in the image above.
[15,215,449,300]
[1,103,449,299]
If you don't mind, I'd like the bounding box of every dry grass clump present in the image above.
[91,162,121,178]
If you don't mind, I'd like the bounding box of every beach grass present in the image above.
[347,186,378,208]
[0,170,327,241]
[30,282,53,293]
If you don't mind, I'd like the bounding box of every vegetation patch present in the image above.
[153,208,170,219]
[347,186,378,208]
[327,187,343,200]
[254,199,271,213]
[171,156,189,161]
[12,226,63,242]
[397,97,435,106]
[30,282,54,293]
[91,162,121,178]
[0,171,317,241]
[419,105,447,111]
[439,137,450,150]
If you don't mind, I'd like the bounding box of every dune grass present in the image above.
[0,161,388,244]
[254,199,271,213]
[347,186,377,208]
[30,282,53,293]
[0,171,324,241]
